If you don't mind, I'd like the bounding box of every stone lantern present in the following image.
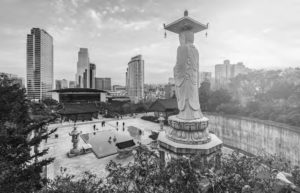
[158,114,165,130]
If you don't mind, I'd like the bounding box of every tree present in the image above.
[41,168,103,193]
[208,89,232,112]
[199,80,211,111]
[42,98,59,107]
[40,146,296,193]
[0,74,57,193]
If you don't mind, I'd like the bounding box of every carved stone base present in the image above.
[168,115,209,131]
[158,115,223,158]
[166,115,210,145]
[158,132,222,155]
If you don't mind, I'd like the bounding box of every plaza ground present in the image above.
[44,114,162,180]
[44,114,232,180]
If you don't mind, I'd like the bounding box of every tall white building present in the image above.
[27,28,53,100]
[76,48,89,88]
[75,48,96,88]
[126,55,144,102]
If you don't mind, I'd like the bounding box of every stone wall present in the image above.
[206,113,300,166]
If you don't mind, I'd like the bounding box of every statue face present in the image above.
[184,31,194,44]
[179,30,194,44]
[179,33,185,45]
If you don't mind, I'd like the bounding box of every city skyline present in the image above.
[1,0,300,85]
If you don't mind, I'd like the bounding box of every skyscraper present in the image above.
[27,28,53,100]
[126,55,144,102]
[89,63,96,89]
[76,48,89,88]
[75,48,96,88]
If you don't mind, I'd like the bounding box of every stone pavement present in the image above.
[43,115,161,180]
[43,114,232,180]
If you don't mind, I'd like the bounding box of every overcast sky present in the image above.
[0,0,300,85]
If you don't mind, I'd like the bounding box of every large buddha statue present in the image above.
[174,30,203,120]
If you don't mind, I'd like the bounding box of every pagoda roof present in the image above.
[164,11,208,34]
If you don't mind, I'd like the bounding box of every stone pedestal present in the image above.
[158,115,223,167]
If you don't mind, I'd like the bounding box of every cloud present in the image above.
[121,20,151,30]
[0,0,300,85]
[87,9,103,29]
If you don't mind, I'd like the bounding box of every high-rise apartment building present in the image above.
[75,48,96,88]
[95,77,111,91]
[231,62,248,77]
[126,55,144,102]
[215,60,250,89]
[27,28,53,100]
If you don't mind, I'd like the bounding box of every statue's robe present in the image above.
[174,43,203,120]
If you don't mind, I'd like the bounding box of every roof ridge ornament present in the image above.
[184,10,188,17]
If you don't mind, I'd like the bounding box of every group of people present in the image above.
[92,121,106,132]
[116,121,125,127]
[108,136,117,143]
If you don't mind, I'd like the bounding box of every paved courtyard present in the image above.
[44,114,233,180]
[44,115,162,180]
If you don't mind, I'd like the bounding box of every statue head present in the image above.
[179,33,185,45]
[179,30,194,45]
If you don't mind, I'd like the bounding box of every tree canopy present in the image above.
[0,74,57,193]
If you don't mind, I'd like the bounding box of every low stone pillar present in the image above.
[159,150,165,167]
[203,156,208,167]
[215,150,222,169]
